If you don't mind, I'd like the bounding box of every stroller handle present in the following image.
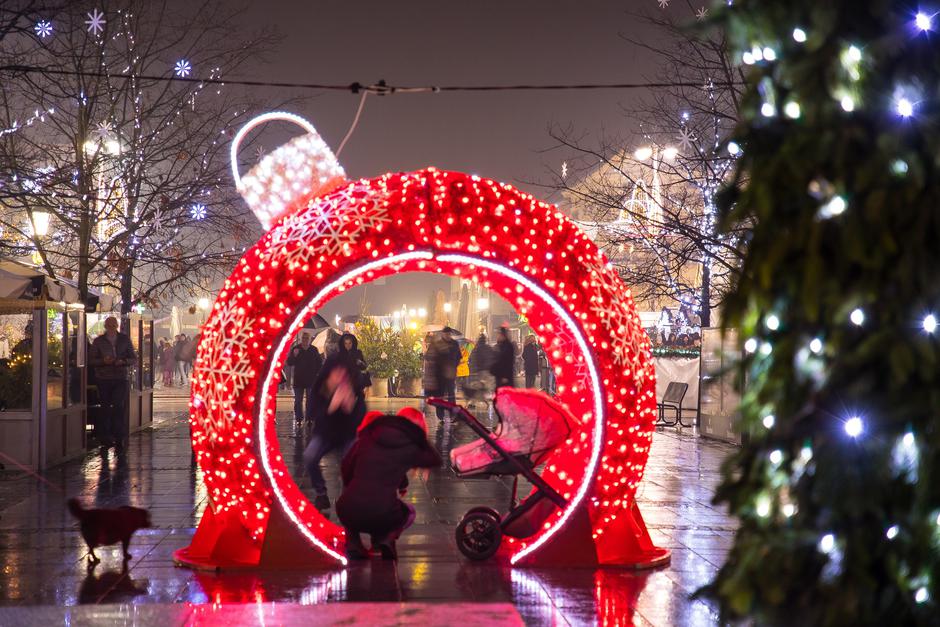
[427,397,461,411]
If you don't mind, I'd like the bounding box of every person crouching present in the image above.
[336,407,441,560]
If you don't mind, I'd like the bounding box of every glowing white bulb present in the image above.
[809,338,823,354]
[769,449,783,465]
[765,314,780,331]
[923,314,937,334]
[751,46,764,61]
[742,51,755,65]
[762,414,775,429]
[755,494,772,517]
[744,338,758,353]
[818,533,835,553]
[847,45,862,62]
[761,102,776,117]
[840,95,855,112]
[759,342,773,356]
[886,525,899,540]
[916,11,932,31]
[915,587,929,604]
[633,146,653,161]
[844,416,863,438]
[782,503,796,517]
[819,195,847,218]
[903,432,915,448]
[784,101,801,119]
[792,27,807,43]
[897,97,914,118]
[727,141,740,155]
[800,446,813,462]
[662,146,678,160]
[850,308,865,326]
[762,47,777,61]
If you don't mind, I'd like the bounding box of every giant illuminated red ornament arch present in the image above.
[174,112,669,570]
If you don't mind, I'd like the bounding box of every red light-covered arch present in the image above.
[174,168,668,569]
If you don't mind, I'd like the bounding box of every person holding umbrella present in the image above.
[287,330,323,423]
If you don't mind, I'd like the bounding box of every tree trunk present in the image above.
[700,258,711,327]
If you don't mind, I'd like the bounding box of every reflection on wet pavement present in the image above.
[0,400,737,625]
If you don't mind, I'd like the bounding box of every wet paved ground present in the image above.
[0,395,737,625]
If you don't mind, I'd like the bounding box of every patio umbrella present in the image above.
[442,325,464,339]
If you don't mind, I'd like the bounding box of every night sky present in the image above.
[229,0,668,318]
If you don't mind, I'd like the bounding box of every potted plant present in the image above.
[393,328,424,396]
[355,318,396,398]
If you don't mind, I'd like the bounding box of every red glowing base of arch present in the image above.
[174,168,668,570]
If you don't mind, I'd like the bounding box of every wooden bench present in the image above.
[657,381,693,428]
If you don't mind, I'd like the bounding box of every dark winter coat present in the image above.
[489,338,516,388]
[424,334,461,395]
[522,342,540,376]
[335,333,369,388]
[286,344,323,388]
[310,355,366,442]
[89,333,137,380]
[336,416,441,535]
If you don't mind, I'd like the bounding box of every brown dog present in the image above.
[67,498,151,563]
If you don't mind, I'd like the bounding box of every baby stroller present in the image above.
[428,388,579,560]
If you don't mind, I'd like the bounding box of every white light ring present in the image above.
[257,250,603,567]
[230,111,333,189]
[437,254,605,565]
[257,251,434,566]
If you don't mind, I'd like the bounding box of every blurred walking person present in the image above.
[490,325,516,388]
[303,332,367,511]
[424,330,460,422]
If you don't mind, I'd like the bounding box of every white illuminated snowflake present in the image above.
[196,301,256,441]
[174,59,192,78]
[190,203,207,220]
[254,145,265,162]
[696,6,709,21]
[561,161,568,179]
[586,262,650,389]
[34,20,53,38]
[266,183,392,269]
[657,0,669,8]
[93,120,114,140]
[85,9,105,35]
[676,127,695,153]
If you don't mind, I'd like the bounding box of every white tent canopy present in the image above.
[0,258,113,309]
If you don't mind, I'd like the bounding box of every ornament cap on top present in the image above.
[231,111,347,230]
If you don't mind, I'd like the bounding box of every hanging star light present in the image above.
[190,203,207,220]
[85,9,105,35]
[174,59,192,78]
[34,20,53,39]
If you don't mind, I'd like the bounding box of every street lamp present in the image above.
[418,307,427,318]
[476,297,489,310]
[198,297,211,311]
[30,210,50,237]
[443,302,452,313]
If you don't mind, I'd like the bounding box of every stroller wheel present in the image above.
[456,511,502,560]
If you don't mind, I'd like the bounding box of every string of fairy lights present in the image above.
[726,5,940,607]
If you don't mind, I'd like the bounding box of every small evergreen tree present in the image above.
[703,1,940,624]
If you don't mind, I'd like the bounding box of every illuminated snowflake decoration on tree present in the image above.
[677,126,696,153]
[174,59,192,78]
[85,9,105,36]
[696,6,709,21]
[190,203,207,220]
[94,121,114,140]
[657,0,669,8]
[34,20,53,39]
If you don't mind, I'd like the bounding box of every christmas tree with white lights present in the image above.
[702,1,940,624]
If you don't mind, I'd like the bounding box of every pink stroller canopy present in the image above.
[451,388,580,476]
